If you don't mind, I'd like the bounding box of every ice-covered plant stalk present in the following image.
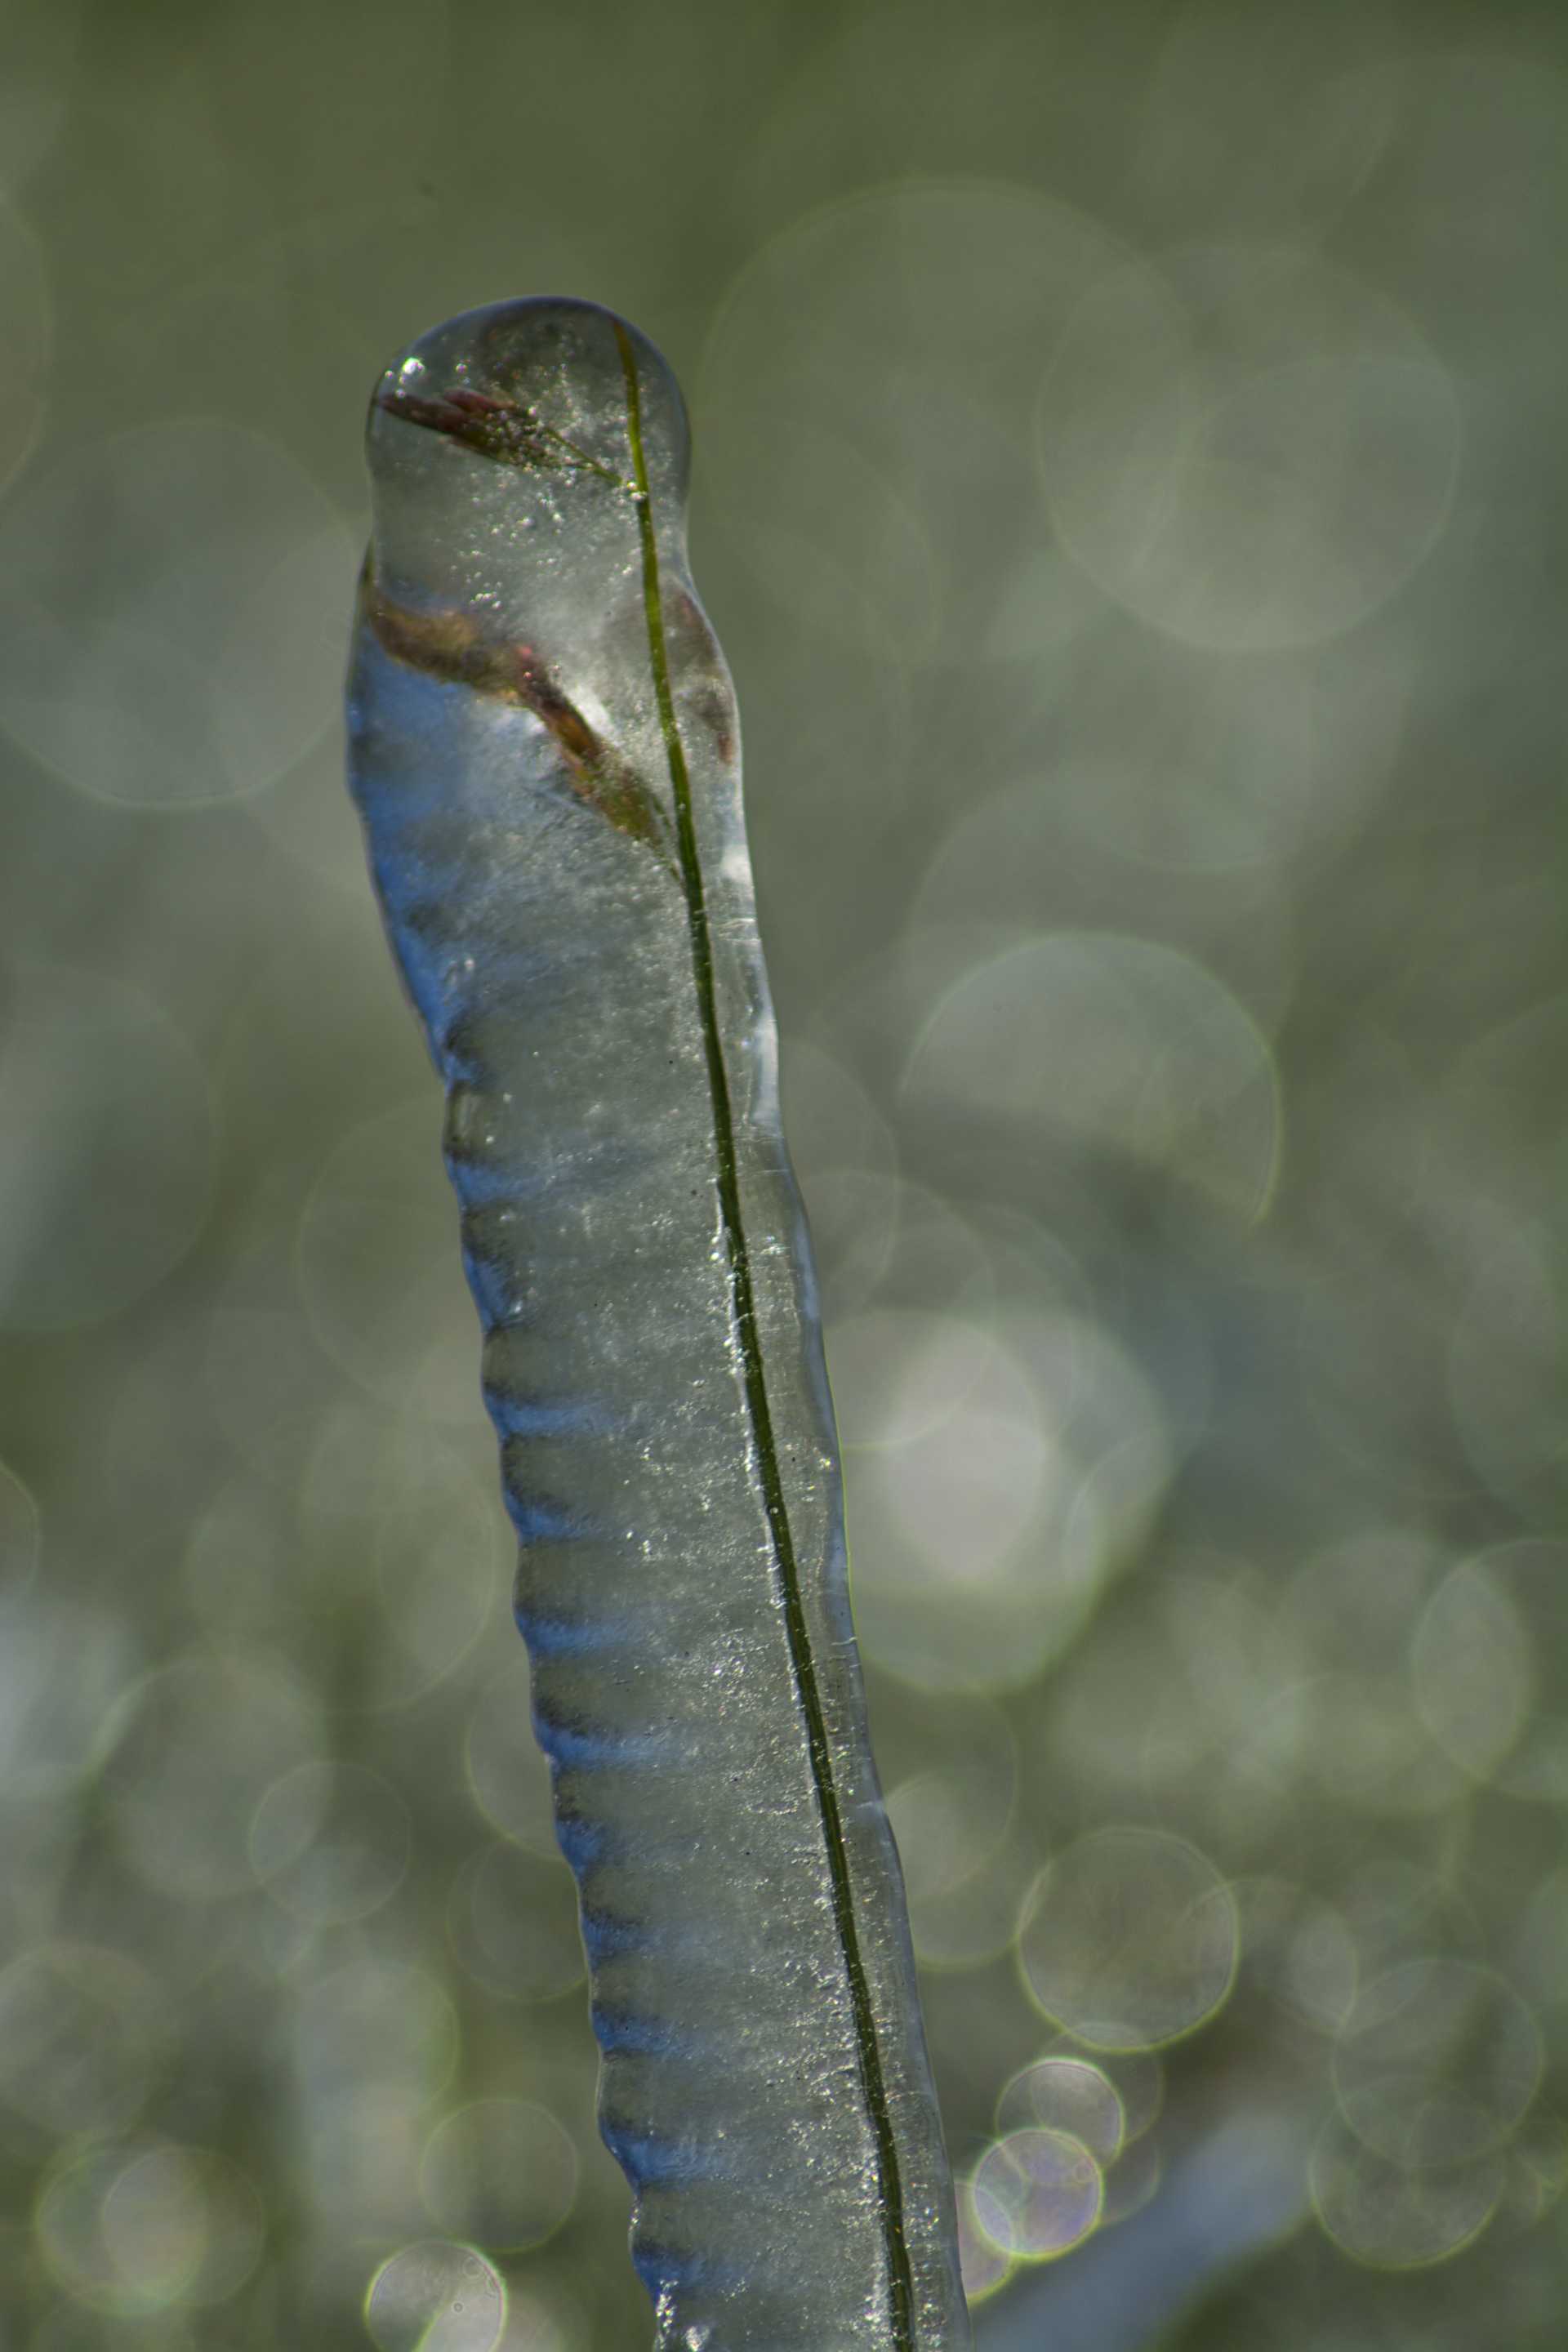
[345,298,968,2352]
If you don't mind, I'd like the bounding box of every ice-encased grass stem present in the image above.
[346,296,968,2351]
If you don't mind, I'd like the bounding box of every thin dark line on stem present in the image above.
[612,314,917,2352]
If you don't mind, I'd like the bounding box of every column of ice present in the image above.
[345,296,968,2352]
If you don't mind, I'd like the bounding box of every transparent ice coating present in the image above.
[345,299,968,2352]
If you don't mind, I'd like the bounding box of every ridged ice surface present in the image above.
[345,298,968,2352]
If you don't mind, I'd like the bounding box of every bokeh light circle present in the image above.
[971,2127,1102,2260]
[291,1958,458,2109]
[446,1843,586,2004]
[1038,243,1461,651]
[1333,1958,1541,2171]
[995,2056,1125,2164]
[0,1943,169,2139]
[365,2240,507,2352]
[1311,2118,1504,2271]
[419,2100,579,2253]
[886,1762,1031,1971]
[0,421,355,808]
[1415,1542,1568,1803]
[1018,1827,1239,2050]
[249,1759,412,1925]
[1411,1552,1534,1788]
[1238,1878,1360,2036]
[104,1655,322,1902]
[34,2139,264,2314]
[837,1305,1172,1692]
[955,2178,1013,2305]
[297,1414,506,1712]
[904,931,1281,1221]
[700,179,1128,666]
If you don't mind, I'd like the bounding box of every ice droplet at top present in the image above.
[346,299,969,2351]
[371,296,688,557]
[363,301,705,874]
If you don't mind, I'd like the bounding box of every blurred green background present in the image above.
[2,0,1567,2344]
